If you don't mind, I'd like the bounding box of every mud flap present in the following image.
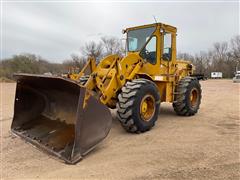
[11,74,112,164]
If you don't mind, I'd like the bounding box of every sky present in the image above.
[1,0,239,62]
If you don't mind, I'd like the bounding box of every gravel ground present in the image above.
[1,80,240,180]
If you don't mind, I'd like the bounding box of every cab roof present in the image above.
[124,23,177,33]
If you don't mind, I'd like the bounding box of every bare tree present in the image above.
[230,35,240,60]
[211,42,231,77]
[213,42,228,61]
[71,54,86,68]
[62,54,87,73]
[81,41,103,61]
[177,52,194,61]
[101,36,125,56]
[193,51,209,74]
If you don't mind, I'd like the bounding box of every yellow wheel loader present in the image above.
[11,23,202,164]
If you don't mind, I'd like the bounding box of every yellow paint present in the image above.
[69,23,194,107]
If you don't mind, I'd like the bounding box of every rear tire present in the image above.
[173,77,202,116]
[117,79,160,133]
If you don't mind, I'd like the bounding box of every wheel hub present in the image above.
[140,94,155,122]
[141,101,148,113]
[190,88,198,107]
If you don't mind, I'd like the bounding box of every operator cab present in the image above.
[124,23,177,66]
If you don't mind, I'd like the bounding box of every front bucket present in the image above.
[11,73,112,164]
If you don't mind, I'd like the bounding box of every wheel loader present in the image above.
[11,23,202,164]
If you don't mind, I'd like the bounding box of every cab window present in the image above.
[140,36,157,64]
[163,33,172,61]
[127,27,156,52]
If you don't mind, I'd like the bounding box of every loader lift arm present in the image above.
[75,54,144,108]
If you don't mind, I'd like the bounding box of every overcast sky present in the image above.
[2,1,239,62]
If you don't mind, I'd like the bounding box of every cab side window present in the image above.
[140,36,157,64]
[163,33,172,61]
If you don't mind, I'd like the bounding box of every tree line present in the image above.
[62,36,125,70]
[0,35,239,81]
[178,35,240,78]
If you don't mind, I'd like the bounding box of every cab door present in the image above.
[138,35,159,75]
[160,30,176,75]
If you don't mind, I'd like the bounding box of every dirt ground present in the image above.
[1,80,239,180]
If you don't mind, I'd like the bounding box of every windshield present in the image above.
[127,27,156,52]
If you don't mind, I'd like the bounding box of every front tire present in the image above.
[117,79,160,133]
[173,77,202,116]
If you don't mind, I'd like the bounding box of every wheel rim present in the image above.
[190,88,198,107]
[140,94,155,122]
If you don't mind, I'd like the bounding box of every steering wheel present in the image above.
[140,48,150,60]
[145,49,150,55]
